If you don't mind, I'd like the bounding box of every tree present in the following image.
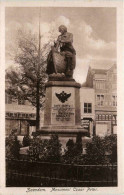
[28,137,49,161]
[63,135,83,164]
[22,135,31,147]
[6,29,50,130]
[44,134,62,163]
[103,135,117,164]
[75,133,83,155]
[63,139,76,164]
[84,136,106,165]
[28,134,62,162]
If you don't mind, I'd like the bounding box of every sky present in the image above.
[5,7,116,84]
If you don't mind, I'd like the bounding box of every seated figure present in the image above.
[46,25,76,79]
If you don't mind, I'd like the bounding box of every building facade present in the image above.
[85,64,117,136]
[80,87,95,137]
[6,96,36,136]
[5,78,37,136]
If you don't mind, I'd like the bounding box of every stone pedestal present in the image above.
[37,80,87,137]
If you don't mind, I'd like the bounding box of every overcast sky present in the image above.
[6,7,116,84]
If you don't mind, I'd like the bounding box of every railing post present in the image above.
[49,163,51,186]
[77,165,78,184]
[107,164,109,185]
[112,164,114,185]
[71,163,74,186]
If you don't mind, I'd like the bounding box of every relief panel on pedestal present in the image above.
[51,87,75,126]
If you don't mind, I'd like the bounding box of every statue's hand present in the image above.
[58,36,62,42]
[60,51,65,56]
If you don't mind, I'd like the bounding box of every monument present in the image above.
[37,25,87,142]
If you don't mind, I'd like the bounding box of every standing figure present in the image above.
[56,25,76,78]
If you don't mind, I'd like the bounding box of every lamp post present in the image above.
[36,9,41,131]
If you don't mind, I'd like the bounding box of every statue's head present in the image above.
[58,25,67,34]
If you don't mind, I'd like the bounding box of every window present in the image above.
[95,81,105,89]
[84,103,92,113]
[113,115,117,125]
[109,115,112,120]
[96,115,98,120]
[99,115,102,120]
[106,115,108,120]
[112,95,117,106]
[96,95,104,106]
[102,115,105,120]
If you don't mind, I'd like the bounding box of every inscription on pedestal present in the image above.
[52,104,74,122]
[51,87,75,126]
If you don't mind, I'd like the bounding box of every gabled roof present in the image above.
[89,59,116,69]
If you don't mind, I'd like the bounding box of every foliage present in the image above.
[28,137,48,161]
[43,134,62,163]
[63,134,83,164]
[6,129,21,159]
[6,29,51,129]
[63,139,76,163]
[103,134,117,164]
[83,136,107,165]
[6,30,49,108]
[28,134,62,163]
[75,133,83,155]
[83,135,117,165]
[7,130,117,165]
[22,135,31,147]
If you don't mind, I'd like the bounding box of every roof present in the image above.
[89,59,116,70]
[91,69,107,74]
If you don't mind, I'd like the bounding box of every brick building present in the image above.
[85,63,117,136]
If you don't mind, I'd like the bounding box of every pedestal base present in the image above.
[38,80,87,135]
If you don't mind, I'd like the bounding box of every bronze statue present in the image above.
[46,25,76,79]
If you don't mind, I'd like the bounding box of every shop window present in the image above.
[96,124,108,137]
[20,120,28,135]
[84,103,92,113]
[6,119,20,136]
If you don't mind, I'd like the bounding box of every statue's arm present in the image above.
[61,33,73,43]
[54,35,61,51]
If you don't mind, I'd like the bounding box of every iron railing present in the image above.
[6,159,117,187]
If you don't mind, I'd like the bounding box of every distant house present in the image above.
[85,63,117,136]
[80,87,95,137]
